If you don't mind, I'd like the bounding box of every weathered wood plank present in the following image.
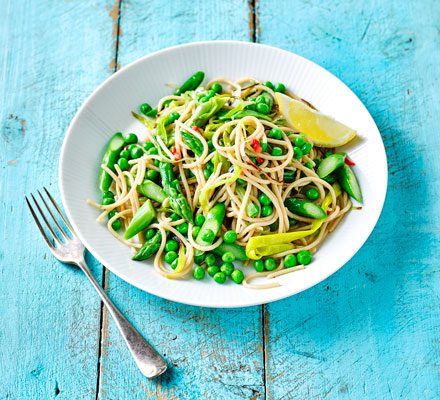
[0,1,117,398]
[258,0,440,398]
[96,1,266,399]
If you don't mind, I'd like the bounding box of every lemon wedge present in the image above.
[275,93,356,147]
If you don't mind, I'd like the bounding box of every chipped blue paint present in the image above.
[1,0,439,399]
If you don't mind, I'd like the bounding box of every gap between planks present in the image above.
[95,1,123,399]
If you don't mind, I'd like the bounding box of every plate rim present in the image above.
[59,40,388,308]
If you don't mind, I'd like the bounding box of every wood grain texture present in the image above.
[0,1,116,398]
[96,1,265,400]
[258,0,440,398]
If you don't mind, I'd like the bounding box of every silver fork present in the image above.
[25,188,167,378]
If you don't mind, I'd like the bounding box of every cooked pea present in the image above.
[261,141,268,152]
[176,222,188,235]
[207,265,219,277]
[119,149,130,159]
[301,142,313,155]
[130,146,143,159]
[124,133,138,145]
[117,157,129,171]
[164,251,178,264]
[147,147,158,155]
[264,81,275,90]
[104,191,115,200]
[297,250,312,265]
[145,228,155,240]
[146,169,158,180]
[220,263,234,276]
[293,134,305,147]
[231,269,244,284]
[194,252,206,264]
[261,205,273,217]
[203,169,212,179]
[168,112,180,123]
[170,213,181,221]
[102,197,115,206]
[192,225,201,238]
[306,188,319,200]
[253,260,264,272]
[165,239,179,252]
[274,83,286,93]
[205,253,217,266]
[143,141,154,151]
[237,178,247,185]
[195,214,205,226]
[223,230,237,244]
[111,219,122,230]
[193,265,205,280]
[247,203,260,218]
[201,229,215,243]
[293,147,303,160]
[305,162,314,169]
[222,251,235,263]
[284,254,297,268]
[256,102,270,114]
[264,258,277,271]
[269,127,283,140]
[213,271,226,284]
[271,147,283,156]
[258,193,271,206]
[211,83,222,93]
[140,103,152,115]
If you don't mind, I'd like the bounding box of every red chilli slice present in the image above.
[172,147,181,161]
[191,126,200,131]
[344,157,356,166]
[256,157,264,164]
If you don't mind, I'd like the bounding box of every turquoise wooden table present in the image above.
[1,1,439,399]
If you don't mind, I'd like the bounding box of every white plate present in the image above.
[59,41,387,308]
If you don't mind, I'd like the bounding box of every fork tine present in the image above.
[30,193,61,245]
[25,196,55,249]
[37,190,70,240]
[43,187,75,233]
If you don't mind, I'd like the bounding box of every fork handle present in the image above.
[77,259,167,378]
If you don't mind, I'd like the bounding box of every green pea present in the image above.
[124,133,138,145]
[170,258,179,270]
[117,157,129,171]
[195,214,205,226]
[203,169,212,179]
[248,203,260,218]
[119,149,130,159]
[284,254,297,268]
[305,162,314,169]
[297,250,312,265]
[207,265,219,277]
[301,142,313,155]
[170,212,181,221]
[256,95,267,104]
[289,218,297,226]
[176,223,188,235]
[143,141,154,151]
[213,272,226,284]
[130,146,143,159]
[220,263,234,276]
[168,112,180,123]
[271,147,283,156]
[165,239,179,252]
[111,219,122,230]
[145,169,157,180]
[313,158,321,167]
[261,141,268,152]
[237,178,247,185]
[211,83,222,93]
[206,161,214,172]
[164,251,178,264]
[207,140,214,151]
[222,251,235,263]
[140,103,152,115]
[274,83,286,93]
[103,191,115,200]
[293,135,305,147]
[293,147,303,160]
[201,229,215,243]
[246,103,257,111]
[147,147,158,155]
[264,81,275,90]
[199,96,209,103]
[127,144,137,152]
[108,210,117,219]
[206,90,216,99]
[306,187,319,200]
[223,230,237,244]
[192,225,201,238]
[325,151,333,158]
[256,102,270,114]
[171,179,180,189]
[231,269,244,284]
[261,205,273,217]
[269,127,283,140]
[102,197,115,206]
[205,253,217,266]
[253,260,264,272]
[145,228,156,240]
[264,258,277,271]
[194,252,206,264]
[193,265,205,280]
[324,174,336,183]
[162,99,172,107]
[154,159,160,167]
